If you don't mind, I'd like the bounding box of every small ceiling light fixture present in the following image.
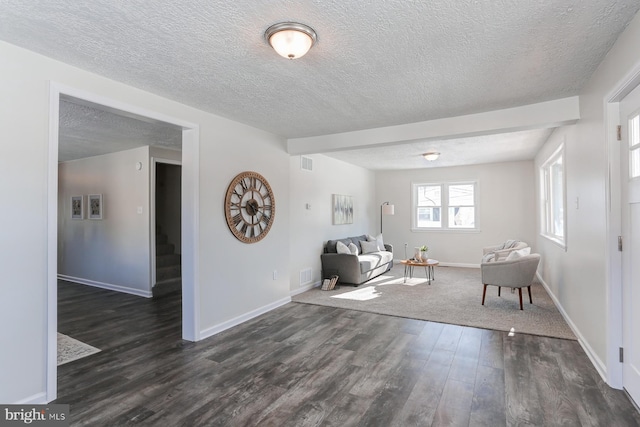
[265,22,317,59]
[423,152,440,161]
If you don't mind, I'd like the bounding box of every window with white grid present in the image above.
[412,182,477,231]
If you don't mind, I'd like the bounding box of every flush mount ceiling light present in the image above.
[423,152,440,161]
[265,22,317,59]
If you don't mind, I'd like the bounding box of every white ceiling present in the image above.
[2,1,638,168]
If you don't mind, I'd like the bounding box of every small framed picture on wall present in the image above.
[71,195,84,220]
[88,194,103,220]
[332,194,354,225]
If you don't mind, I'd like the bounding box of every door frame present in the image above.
[151,157,182,288]
[605,60,640,389]
[47,82,201,402]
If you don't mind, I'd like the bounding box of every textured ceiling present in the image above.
[2,1,638,167]
[324,128,555,170]
[58,99,182,162]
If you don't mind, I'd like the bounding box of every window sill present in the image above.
[412,228,481,234]
[540,233,567,251]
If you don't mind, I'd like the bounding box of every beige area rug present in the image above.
[57,333,101,366]
[293,265,576,340]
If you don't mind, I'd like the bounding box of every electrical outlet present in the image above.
[273,270,278,280]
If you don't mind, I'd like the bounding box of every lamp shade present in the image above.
[382,204,395,215]
[265,22,317,59]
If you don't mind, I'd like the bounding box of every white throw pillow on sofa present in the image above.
[360,240,379,254]
[336,241,351,254]
[348,242,359,255]
[368,234,385,251]
[505,247,531,261]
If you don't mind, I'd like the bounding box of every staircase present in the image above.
[154,226,181,297]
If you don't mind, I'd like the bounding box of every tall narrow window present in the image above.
[540,145,566,247]
[412,182,477,231]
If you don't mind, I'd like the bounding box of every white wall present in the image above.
[58,147,152,296]
[289,155,376,291]
[376,161,536,265]
[535,11,640,379]
[0,41,290,403]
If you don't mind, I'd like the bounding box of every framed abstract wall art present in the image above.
[71,196,84,220]
[332,194,353,225]
[88,194,103,220]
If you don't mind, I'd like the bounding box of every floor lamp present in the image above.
[381,202,395,234]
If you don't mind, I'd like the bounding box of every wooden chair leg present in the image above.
[528,286,532,304]
[482,284,487,305]
[518,288,523,310]
[498,286,501,297]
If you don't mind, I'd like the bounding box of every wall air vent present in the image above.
[300,268,312,286]
[301,156,313,171]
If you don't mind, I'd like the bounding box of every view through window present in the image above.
[540,145,565,247]
[413,182,477,230]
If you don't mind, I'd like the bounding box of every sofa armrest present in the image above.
[320,253,361,284]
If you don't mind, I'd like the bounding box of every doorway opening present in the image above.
[47,82,200,402]
[153,160,182,297]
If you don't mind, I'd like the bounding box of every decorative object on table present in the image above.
[88,194,103,220]
[224,171,275,243]
[404,243,408,260]
[413,245,428,261]
[321,275,339,291]
[332,194,353,225]
[70,195,84,220]
[380,201,395,233]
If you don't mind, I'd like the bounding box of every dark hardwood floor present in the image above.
[55,280,640,426]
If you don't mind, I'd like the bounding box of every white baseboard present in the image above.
[291,280,321,296]
[57,275,152,298]
[14,391,47,404]
[536,272,608,382]
[199,296,292,340]
[438,262,479,269]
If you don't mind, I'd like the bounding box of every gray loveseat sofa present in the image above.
[321,235,393,286]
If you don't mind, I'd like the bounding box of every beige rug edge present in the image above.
[57,332,101,366]
[293,266,577,341]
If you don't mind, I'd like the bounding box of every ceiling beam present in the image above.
[287,97,579,155]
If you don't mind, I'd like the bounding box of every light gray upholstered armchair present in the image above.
[481,253,541,310]
[482,240,529,262]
